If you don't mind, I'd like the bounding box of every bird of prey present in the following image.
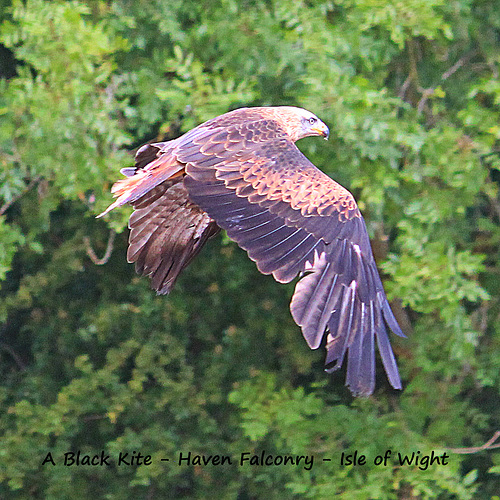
[99,106,404,396]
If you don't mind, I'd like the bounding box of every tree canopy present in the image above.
[0,0,499,498]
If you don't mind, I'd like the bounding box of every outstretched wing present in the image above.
[175,130,404,396]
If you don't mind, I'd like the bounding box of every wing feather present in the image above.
[126,178,219,294]
[271,236,322,283]
[100,108,403,396]
[182,132,403,395]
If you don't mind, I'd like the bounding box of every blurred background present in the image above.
[0,0,499,498]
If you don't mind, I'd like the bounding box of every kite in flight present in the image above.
[99,106,404,396]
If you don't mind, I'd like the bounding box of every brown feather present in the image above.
[126,178,219,294]
[99,106,404,396]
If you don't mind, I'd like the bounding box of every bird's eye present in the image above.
[309,117,316,124]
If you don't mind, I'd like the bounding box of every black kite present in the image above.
[99,106,404,396]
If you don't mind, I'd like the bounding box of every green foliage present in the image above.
[0,0,499,498]
[0,215,24,280]
[229,373,475,499]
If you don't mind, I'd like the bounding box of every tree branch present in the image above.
[0,176,42,215]
[447,431,500,454]
[398,74,412,100]
[83,230,116,265]
[417,51,476,114]
[0,342,27,371]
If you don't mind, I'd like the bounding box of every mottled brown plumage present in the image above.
[99,106,404,396]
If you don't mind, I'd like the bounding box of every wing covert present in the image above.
[181,134,403,395]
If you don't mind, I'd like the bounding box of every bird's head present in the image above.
[276,106,330,142]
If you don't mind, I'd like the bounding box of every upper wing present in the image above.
[176,131,404,396]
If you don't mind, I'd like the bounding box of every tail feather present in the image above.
[97,147,184,218]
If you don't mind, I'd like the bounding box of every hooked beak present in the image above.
[311,122,330,140]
